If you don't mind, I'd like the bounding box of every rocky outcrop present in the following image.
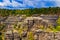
[5,30,21,40]
[0,15,59,40]
[0,15,58,26]
[22,15,59,31]
[34,29,60,40]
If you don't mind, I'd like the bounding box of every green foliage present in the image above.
[43,17,60,32]
[57,17,60,26]
[0,7,60,16]
[18,27,23,37]
[0,36,2,40]
[28,32,34,40]
[55,26,60,31]
[50,26,60,32]
[54,17,60,32]
[0,24,5,31]
[52,28,58,32]
[14,24,17,29]
[40,25,60,32]
[46,26,60,32]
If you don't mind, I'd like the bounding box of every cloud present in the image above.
[0,2,5,6]
[54,0,60,7]
[0,0,11,6]
[0,0,60,9]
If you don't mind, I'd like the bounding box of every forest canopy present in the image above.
[0,7,60,16]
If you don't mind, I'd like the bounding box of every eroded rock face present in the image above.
[0,15,58,27]
[34,30,60,40]
[54,32,60,40]
[5,29,60,40]
[22,15,58,31]
[40,15,59,26]
[5,30,21,40]
[1,15,59,40]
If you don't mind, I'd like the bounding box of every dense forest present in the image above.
[0,7,60,16]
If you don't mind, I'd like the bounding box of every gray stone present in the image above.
[5,31,21,40]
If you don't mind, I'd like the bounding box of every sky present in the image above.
[0,0,60,9]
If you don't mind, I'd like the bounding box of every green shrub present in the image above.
[52,28,58,32]
[56,26,60,31]
[0,24,5,31]
[0,36,2,40]
[57,17,60,26]
[27,32,34,40]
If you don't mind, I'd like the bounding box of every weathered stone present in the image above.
[5,31,13,40]
[14,32,20,40]
[2,15,59,40]
[34,30,54,40]
[5,31,21,40]
[32,14,40,17]
[40,15,59,27]
[23,17,34,30]
[22,31,27,37]
[55,32,60,40]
